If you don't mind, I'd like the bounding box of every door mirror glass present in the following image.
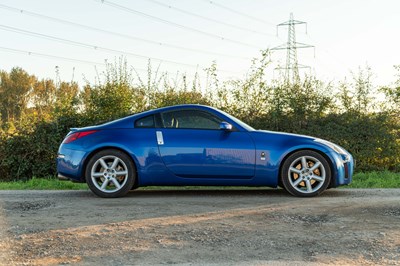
[219,122,233,131]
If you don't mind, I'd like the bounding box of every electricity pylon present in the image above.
[272,13,314,84]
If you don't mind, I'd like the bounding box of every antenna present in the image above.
[272,13,314,84]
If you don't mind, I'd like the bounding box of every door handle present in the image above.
[156,131,164,145]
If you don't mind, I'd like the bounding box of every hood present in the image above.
[253,129,317,141]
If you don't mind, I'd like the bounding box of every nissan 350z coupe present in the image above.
[57,105,354,198]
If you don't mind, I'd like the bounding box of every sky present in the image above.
[0,0,399,87]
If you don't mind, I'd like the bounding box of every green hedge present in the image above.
[0,110,398,181]
[0,61,399,181]
[0,114,83,181]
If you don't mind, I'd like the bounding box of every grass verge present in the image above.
[346,171,400,188]
[0,177,87,190]
[0,171,398,190]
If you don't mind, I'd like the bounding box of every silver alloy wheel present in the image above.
[90,155,129,193]
[288,155,326,194]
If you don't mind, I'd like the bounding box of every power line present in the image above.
[0,46,214,80]
[204,0,275,26]
[95,0,262,49]
[0,46,106,66]
[0,3,249,60]
[146,0,274,37]
[0,24,240,74]
[304,32,349,69]
[0,46,218,79]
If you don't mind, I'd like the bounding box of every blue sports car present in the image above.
[57,104,353,198]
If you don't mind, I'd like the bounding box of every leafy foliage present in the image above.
[0,55,399,181]
[0,67,33,121]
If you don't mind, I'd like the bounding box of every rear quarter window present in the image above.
[135,115,154,128]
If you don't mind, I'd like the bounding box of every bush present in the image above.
[0,114,85,181]
[0,59,399,181]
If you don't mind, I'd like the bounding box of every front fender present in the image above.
[250,131,352,187]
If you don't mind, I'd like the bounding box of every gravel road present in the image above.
[0,188,399,265]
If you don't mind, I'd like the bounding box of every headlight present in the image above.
[315,139,350,161]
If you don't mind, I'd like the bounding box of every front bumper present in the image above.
[329,152,354,187]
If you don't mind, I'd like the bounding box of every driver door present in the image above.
[156,109,255,178]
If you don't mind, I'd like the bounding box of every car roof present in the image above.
[77,104,254,131]
[99,104,220,128]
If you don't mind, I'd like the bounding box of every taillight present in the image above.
[63,130,98,144]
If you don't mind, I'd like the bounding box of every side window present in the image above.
[135,115,154,128]
[161,110,223,130]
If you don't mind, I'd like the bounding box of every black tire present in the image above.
[281,150,331,197]
[85,149,136,198]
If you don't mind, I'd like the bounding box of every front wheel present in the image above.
[281,150,331,197]
[86,149,136,198]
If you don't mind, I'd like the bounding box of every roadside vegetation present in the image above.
[0,52,399,186]
[347,171,400,188]
[0,177,87,190]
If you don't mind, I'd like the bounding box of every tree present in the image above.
[54,81,80,116]
[30,78,56,119]
[82,59,136,123]
[381,65,400,110]
[0,67,34,121]
[351,65,375,114]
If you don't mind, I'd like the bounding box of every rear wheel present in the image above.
[281,150,331,197]
[86,149,136,198]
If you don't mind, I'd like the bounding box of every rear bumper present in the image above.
[56,145,88,182]
[57,173,69,180]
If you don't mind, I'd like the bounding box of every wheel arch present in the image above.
[278,148,336,188]
[82,146,139,184]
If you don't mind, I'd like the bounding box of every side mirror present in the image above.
[219,122,233,131]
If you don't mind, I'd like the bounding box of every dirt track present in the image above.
[0,189,399,265]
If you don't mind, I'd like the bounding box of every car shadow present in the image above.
[123,187,353,198]
[126,188,286,197]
